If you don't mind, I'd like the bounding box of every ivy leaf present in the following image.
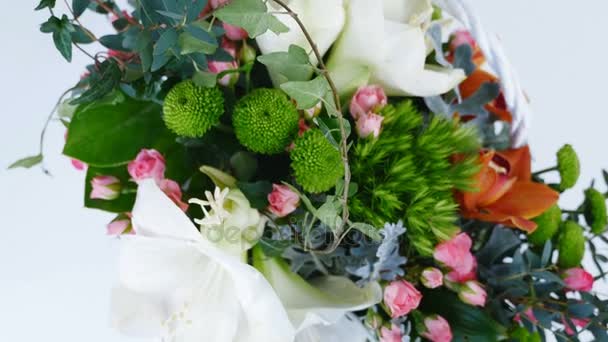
[35,0,56,10]
[71,60,122,105]
[257,44,314,84]
[281,76,330,110]
[8,154,43,170]
[71,25,95,44]
[72,0,89,18]
[214,0,289,38]
[41,15,75,62]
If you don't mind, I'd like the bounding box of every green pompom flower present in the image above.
[558,221,585,268]
[163,81,225,138]
[528,205,562,246]
[290,129,344,193]
[557,144,580,191]
[584,188,607,234]
[233,89,299,154]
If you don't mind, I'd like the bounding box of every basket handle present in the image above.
[434,0,530,148]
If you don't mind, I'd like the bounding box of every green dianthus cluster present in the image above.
[163,81,224,138]
[232,88,300,155]
[349,100,481,255]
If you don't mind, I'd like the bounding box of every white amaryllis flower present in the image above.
[256,0,346,66]
[111,180,381,342]
[326,0,465,97]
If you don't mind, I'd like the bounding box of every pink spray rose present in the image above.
[210,0,230,8]
[208,60,239,86]
[563,268,594,292]
[458,281,487,307]
[563,317,590,335]
[450,30,476,51]
[127,149,166,184]
[434,233,477,283]
[349,85,387,120]
[107,216,133,236]
[421,267,444,289]
[514,308,537,324]
[267,184,300,217]
[90,176,121,200]
[421,315,453,342]
[380,324,402,342]
[384,280,422,318]
[223,22,248,41]
[356,112,384,139]
[159,179,189,212]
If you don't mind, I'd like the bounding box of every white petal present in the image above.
[296,315,370,342]
[257,0,346,66]
[382,0,433,26]
[110,287,166,337]
[132,179,201,241]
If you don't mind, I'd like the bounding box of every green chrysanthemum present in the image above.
[584,188,607,234]
[290,129,344,193]
[528,205,562,246]
[163,81,224,138]
[557,144,580,191]
[233,89,299,154]
[558,221,585,268]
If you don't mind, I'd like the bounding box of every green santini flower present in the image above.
[558,221,585,268]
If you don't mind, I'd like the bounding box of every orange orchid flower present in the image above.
[459,69,513,123]
[457,146,559,233]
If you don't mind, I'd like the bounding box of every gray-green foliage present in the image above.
[349,100,481,255]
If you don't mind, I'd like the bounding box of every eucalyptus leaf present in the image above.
[72,0,89,18]
[154,28,178,56]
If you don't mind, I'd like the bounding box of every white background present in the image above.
[1,1,607,341]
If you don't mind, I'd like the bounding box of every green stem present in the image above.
[532,166,558,177]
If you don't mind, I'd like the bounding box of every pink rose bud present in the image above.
[267,184,300,217]
[380,324,402,342]
[458,281,487,307]
[127,149,166,184]
[298,119,310,137]
[450,30,476,50]
[563,317,590,335]
[90,176,121,200]
[563,268,594,292]
[71,159,87,171]
[384,280,422,318]
[349,85,387,120]
[514,308,537,324]
[208,60,239,87]
[223,22,248,41]
[304,102,322,119]
[421,315,453,342]
[356,112,384,139]
[107,216,133,235]
[210,0,230,8]
[221,37,238,58]
[159,179,189,212]
[434,233,477,283]
[421,267,444,289]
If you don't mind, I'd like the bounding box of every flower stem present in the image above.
[532,166,558,177]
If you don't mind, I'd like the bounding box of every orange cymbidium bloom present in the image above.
[459,69,513,123]
[457,146,559,233]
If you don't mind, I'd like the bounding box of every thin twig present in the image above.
[270,0,351,233]
[63,0,97,41]
[74,42,97,60]
[94,0,142,28]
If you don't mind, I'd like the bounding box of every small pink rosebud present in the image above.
[107,216,133,235]
[563,317,590,335]
[71,159,87,171]
[267,184,300,218]
[514,308,537,324]
[458,281,487,307]
[384,280,422,318]
[421,267,444,289]
[563,268,594,292]
[159,179,189,212]
[304,102,322,119]
[298,119,310,137]
[421,315,453,342]
[127,149,166,184]
[450,30,476,51]
[356,112,384,138]
[221,38,238,58]
[380,324,402,342]
[349,85,387,120]
[90,176,121,200]
[434,233,477,283]
[210,0,230,9]
[208,60,239,87]
[223,22,248,41]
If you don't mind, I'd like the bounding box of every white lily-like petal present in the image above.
[382,0,433,26]
[111,179,295,342]
[253,248,382,342]
[256,0,346,66]
[327,0,465,97]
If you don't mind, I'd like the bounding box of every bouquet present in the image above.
[14,0,608,340]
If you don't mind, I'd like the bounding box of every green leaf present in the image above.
[71,25,94,44]
[84,166,136,213]
[99,34,126,51]
[350,222,382,241]
[178,25,218,55]
[8,154,43,170]
[214,0,289,38]
[258,238,292,258]
[237,181,273,210]
[41,15,75,62]
[72,0,89,18]
[257,44,313,84]
[71,61,122,105]
[64,94,174,167]
[280,76,330,110]
[156,10,184,21]
[192,70,218,87]
[35,0,56,10]
[154,28,178,56]
[230,151,258,182]
[151,52,172,72]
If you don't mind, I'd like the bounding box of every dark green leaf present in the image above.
[151,52,172,72]
[214,0,289,38]
[71,61,122,105]
[568,303,596,318]
[154,28,178,56]
[35,0,56,10]
[99,34,127,51]
[476,227,521,266]
[72,0,89,18]
[53,28,73,61]
[8,154,43,170]
[84,166,136,213]
[237,181,273,210]
[64,94,174,167]
[186,0,208,22]
[540,240,553,267]
[71,25,95,44]
[178,24,218,55]
[230,151,258,182]
[156,9,184,21]
[259,238,292,258]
